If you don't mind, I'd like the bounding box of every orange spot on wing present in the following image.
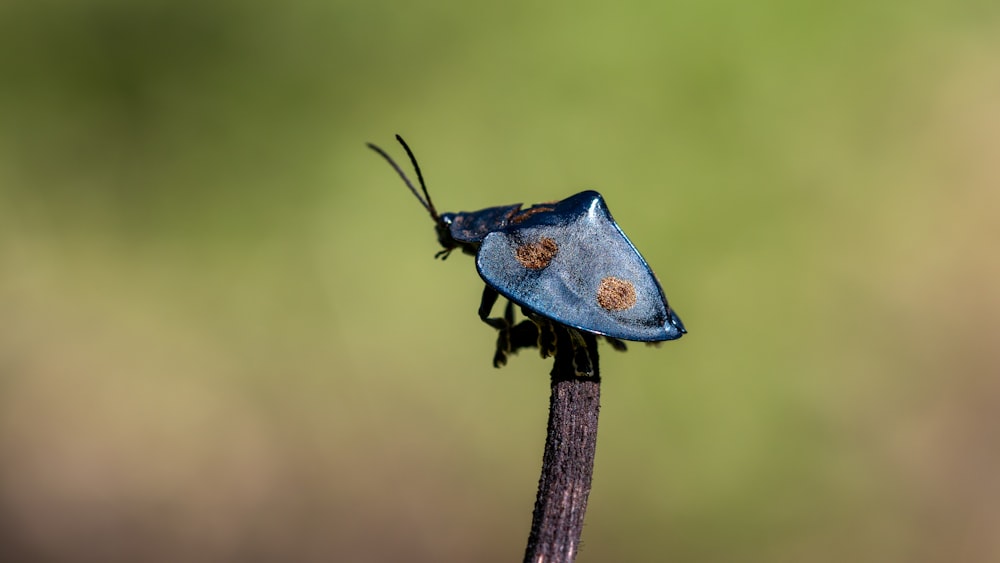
[514,237,559,269]
[597,277,637,311]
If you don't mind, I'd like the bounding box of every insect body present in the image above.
[367,135,686,369]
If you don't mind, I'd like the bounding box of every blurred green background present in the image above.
[1,0,998,561]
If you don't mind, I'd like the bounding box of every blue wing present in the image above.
[475,191,685,342]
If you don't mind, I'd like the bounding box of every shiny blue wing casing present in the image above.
[476,191,685,342]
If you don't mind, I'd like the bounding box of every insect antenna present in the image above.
[366,135,440,222]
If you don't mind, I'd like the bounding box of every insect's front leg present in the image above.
[479,285,539,367]
[478,285,505,329]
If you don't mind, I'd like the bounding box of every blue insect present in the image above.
[367,135,686,371]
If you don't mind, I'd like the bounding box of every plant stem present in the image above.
[523,330,601,563]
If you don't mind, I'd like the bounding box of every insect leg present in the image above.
[509,320,541,354]
[602,336,628,352]
[559,328,599,378]
[478,285,505,329]
[479,285,545,367]
[492,300,515,367]
[479,285,514,367]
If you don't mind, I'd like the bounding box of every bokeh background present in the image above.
[2,0,999,561]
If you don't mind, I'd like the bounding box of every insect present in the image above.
[367,135,686,372]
